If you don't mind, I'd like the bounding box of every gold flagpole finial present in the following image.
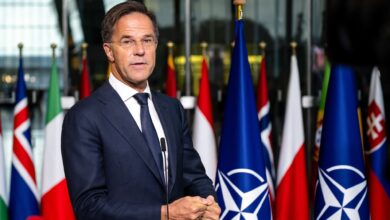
[290,41,297,55]
[200,41,208,57]
[167,41,174,56]
[259,41,266,56]
[17,43,24,58]
[81,42,88,59]
[51,43,57,58]
[167,41,174,48]
[233,0,246,20]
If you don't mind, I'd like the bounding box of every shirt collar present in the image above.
[109,73,152,102]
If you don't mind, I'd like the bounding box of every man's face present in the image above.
[103,12,157,91]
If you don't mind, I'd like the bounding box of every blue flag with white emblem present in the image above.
[314,64,369,219]
[215,19,272,220]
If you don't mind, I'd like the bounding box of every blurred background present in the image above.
[0,0,389,194]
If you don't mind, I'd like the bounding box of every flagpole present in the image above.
[259,41,266,87]
[184,0,191,97]
[62,0,69,95]
[200,41,207,97]
[304,0,314,195]
[259,41,266,57]
[51,43,57,60]
[290,41,297,55]
[82,42,88,60]
[200,41,207,95]
[167,41,174,57]
[16,43,23,103]
[233,0,245,20]
[200,42,207,57]
[18,43,23,58]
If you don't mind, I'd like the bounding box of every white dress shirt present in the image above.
[109,74,169,180]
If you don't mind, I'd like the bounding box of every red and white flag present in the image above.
[275,54,309,220]
[192,57,217,183]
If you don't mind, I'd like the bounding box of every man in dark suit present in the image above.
[61,1,220,219]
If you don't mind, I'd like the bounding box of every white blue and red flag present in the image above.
[256,56,275,201]
[9,56,40,220]
[314,64,369,219]
[215,18,272,219]
[366,67,390,220]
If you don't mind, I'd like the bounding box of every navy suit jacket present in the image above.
[61,82,215,220]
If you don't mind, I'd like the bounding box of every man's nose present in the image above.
[132,41,145,55]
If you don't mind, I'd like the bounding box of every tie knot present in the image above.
[134,93,149,105]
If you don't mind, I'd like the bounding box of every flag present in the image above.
[79,52,91,99]
[256,55,275,201]
[314,64,369,219]
[311,61,331,197]
[165,51,177,98]
[0,116,8,220]
[366,66,390,219]
[41,52,75,220]
[9,55,40,220]
[192,57,217,183]
[215,19,272,220]
[275,53,309,220]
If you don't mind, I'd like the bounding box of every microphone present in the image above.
[160,138,169,220]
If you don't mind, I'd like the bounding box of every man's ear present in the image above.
[103,43,114,62]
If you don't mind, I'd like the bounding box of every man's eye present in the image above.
[143,38,154,44]
[121,39,132,45]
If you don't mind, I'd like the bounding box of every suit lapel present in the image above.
[96,83,164,186]
[152,92,177,194]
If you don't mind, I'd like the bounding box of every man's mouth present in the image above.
[130,62,148,70]
[131,62,146,66]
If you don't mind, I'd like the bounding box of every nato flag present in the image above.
[314,64,369,219]
[215,19,272,220]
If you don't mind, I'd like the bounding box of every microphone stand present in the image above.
[160,138,169,220]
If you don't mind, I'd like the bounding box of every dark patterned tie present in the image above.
[133,93,164,180]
